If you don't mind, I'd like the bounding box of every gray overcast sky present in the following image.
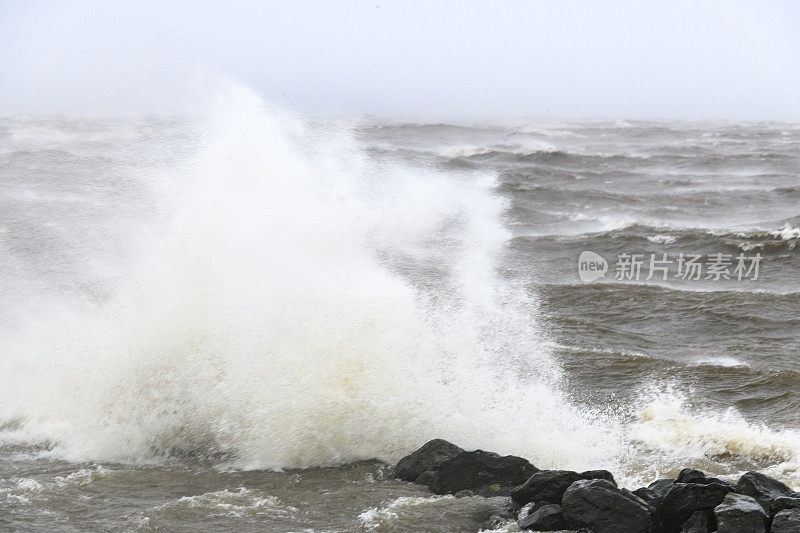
[1,0,799,120]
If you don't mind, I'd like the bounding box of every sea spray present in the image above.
[0,82,622,471]
[626,386,800,488]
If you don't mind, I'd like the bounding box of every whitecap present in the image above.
[692,356,749,368]
[646,235,677,244]
[627,394,800,488]
[773,226,800,241]
[158,487,298,519]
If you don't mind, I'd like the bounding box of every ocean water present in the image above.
[1,86,799,531]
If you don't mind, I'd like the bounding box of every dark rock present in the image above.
[676,469,707,484]
[640,480,678,533]
[581,470,617,483]
[735,471,795,511]
[648,479,677,501]
[680,510,711,533]
[518,503,568,531]
[676,469,736,490]
[657,482,733,532]
[562,479,652,533]
[475,496,518,531]
[635,479,676,516]
[713,492,767,533]
[523,500,553,515]
[770,495,800,515]
[511,469,615,505]
[634,487,658,514]
[415,470,435,486]
[393,439,464,482]
[772,508,800,533]
[426,449,538,496]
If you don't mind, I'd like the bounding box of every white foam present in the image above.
[444,145,494,157]
[359,496,456,529]
[53,467,109,488]
[479,524,521,533]
[773,226,800,241]
[628,393,800,488]
[158,488,297,519]
[646,235,677,244]
[565,212,637,232]
[0,80,620,472]
[0,477,44,505]
[693,356,749,368]
[443,140,557,158]
[360,495,516,532]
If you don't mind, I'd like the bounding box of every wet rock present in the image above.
[770,495,800,515]
[518,503,568,531]
[657,482,732,532]
[646,479,677,503]
[638,480,677,532]
[519,500,553,518]
[582,469,617,483]
[680,510,711,533]
[562,478,652,533]
[713,492,767,533]
[735,471,796,511]
[635,479,676,515]
[393,439,464,482]
[633,487,656,506]
[676,469,735,490]
[676,469,708,484]
[511,469,615,505]
[771,508,800,533]
[426,449,538,496]
[481,496,518,525]
[415,470,435,486]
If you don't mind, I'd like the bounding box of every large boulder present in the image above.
[647,479,677,500]
[633,487,657,511]
[562,478,652,533]
[713,493,767,533]
[680,510,711,533]
[657,482,733,532]
[518,503,567,531]
[393,439,464,482]
[772,508,800,533]
[635,479,676,515]
[676,469,735,490]
[511,469,615,505]
[770,495,800,516]
[676,469,709,484]
[426,449,538,496]
[735,471,796,511]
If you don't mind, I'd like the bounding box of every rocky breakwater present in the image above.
[393,439,800,532]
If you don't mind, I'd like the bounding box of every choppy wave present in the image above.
[156,488,298,519]
[519,220,800,253]
[630,393,800,488]
[360,495,513,532]
[0,466,111,507]
[692,356,749,368]
[359,496,456,530]
[443,141,559,158]
[646,234,677,244]
[0,478,44,505]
